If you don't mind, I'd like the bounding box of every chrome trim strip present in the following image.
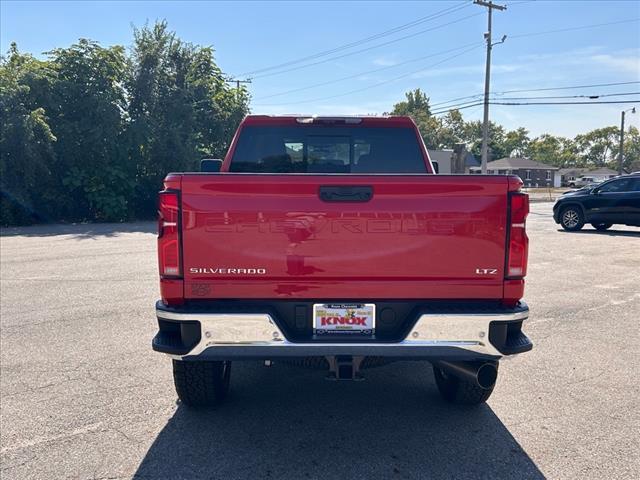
[156,308,528,359]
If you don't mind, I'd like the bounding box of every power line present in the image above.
[246,0,538,80]
[429,98,639,116]
[432,102,485,115]
[240,1,539,80]
[252,45,483,106]
[250,11,484,79]
[255,59,640,106]
[487,91,640,100]
[248,16,639,107]
[430,93,486,108]
[237,2,470,77]
[493,81,640,95]
[431,81,640,108]
[510,17,639,39]
[253,42,481,101]
[491,100,639,105]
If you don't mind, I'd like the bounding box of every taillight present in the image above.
[158,191,182,278]
[506,192,529,278]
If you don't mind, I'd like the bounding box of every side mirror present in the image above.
[431,161,439,174]
[201,159,222,172]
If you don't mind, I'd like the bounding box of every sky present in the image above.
[1,0,639,138]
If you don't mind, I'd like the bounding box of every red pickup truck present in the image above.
[153,115,532,407]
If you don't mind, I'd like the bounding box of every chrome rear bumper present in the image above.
[153,302,531,361]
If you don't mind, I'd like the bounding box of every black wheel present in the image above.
[591,223,612,231]
[433,364,496,405]
[172,360,231,407]
[568,182,576,188]
[560,206,584,231]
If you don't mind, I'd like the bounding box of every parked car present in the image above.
[553,173,640,231]
[568,176,599,188]
[152,115,533,408]
[561,185,591,195]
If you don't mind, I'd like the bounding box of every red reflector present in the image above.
[158,191,181,278]
[508,227,528,277]
[162,239,180,275]
[507,192,529,279]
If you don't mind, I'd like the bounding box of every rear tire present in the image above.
[592,223,612,231]
[172,360,231,407]
[560,206,584,231]
[433,364,496,405]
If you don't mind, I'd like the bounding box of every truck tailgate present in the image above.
[180,174,509,299]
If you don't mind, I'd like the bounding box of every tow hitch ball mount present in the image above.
[325,355,365,381]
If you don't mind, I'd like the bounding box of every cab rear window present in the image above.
[229,126,427,173]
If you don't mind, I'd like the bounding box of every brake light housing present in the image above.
[158,190,182,278]
[506,192,529,279]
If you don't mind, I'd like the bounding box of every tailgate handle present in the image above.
[319,186,373,202]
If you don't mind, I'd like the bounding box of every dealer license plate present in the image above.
[313,303,375,335]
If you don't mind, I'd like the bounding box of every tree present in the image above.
[503,128,530,157]
[574,126,620,168]
[526,134,578,168]
[389,88,431,119]
[127,21,249,217]
[389,89,465,150]
[622,126,640,172]
[0,44,57,225]
[47,39,132,221]
[462,120,506,160]
[439,109,466,145]
[1,22,250,226]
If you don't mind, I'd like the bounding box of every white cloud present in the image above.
[512,46,640,76]
[410,63,523,79]
[590,53,640,75]
[372,56,398,67]
[518,45,606,62]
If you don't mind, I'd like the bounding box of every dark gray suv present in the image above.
[553,174,640,231]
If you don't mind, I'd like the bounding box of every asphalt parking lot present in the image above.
[1,202,639,480]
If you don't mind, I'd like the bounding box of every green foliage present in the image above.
[48,39,131,221]
[0,23,249,225]
[390,88,431,119]
[502,127,530,158]
[573,126,620,168]
[526,134,578,168]
[127,21,249,217]
[388,89,440,149]
[624,126,640,172]
[459,119,507,158]
[0,44,57,224]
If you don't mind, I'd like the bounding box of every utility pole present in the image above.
[225,77,252,94]
[475,0,506,174]
[619,107,636,174]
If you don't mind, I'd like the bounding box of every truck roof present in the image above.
[242,114,417,127]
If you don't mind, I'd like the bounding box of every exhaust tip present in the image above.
[477,363,498,390]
